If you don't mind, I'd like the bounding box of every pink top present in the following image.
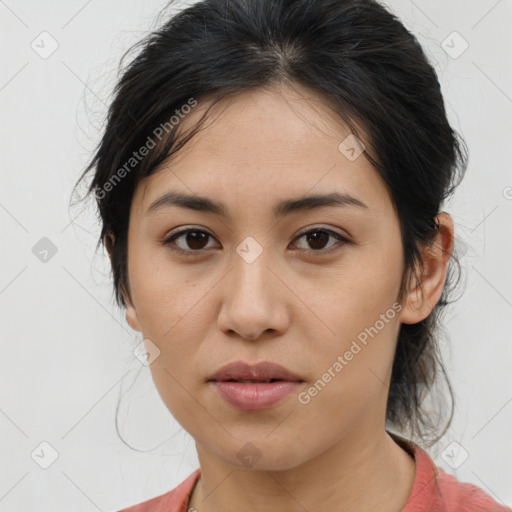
[118,434,511,511]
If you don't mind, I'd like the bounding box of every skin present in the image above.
[109,82,454,512]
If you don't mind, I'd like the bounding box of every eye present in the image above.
[162,228,219,256]
[161,226,351,257]
[291,227,350,256]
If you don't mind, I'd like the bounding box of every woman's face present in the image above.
[124,83,411,470]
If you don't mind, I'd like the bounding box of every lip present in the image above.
[208,360,304,383]
[208,361,305,411]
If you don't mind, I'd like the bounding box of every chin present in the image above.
[211,434,307,472]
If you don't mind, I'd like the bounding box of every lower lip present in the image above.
[210,381,302,410]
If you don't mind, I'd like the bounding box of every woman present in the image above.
[74,0,510,510]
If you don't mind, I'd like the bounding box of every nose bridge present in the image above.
[217,237,287,339]
[230,239,275,310]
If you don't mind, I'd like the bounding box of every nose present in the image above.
[216,249,290,341]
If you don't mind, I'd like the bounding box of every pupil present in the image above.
[187,231,208,250]
[308,231,328,250]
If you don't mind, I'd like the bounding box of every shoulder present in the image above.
[433,467,511,512]
[397,434,511,512]
[117,469,201,512]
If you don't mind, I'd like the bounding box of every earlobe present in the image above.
[399,212,454,325]
[121,283,141,332]
[125,302,142,332]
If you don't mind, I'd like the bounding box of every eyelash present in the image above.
[161,227,351,258]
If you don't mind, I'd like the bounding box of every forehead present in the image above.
[134,84,392,217]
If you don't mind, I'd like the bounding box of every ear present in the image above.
[399,212,454,325]
[103,233,142,333]
[125,299,142,333]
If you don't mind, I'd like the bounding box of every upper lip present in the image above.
[208,361,304,382]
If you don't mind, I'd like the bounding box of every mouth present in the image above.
[207,360,305,383]
[207,361,305,410]
[216,378,298,383]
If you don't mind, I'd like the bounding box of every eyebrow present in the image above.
[145,191,368,218]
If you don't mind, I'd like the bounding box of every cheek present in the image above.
[295,314,400,448]
[304,239,403,405]
[128,245,200,337]
[317,245,402,345]
[305,308,400,404]
[147,357,210,439]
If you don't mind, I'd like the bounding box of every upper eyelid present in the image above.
[166,225,347,238]
[295,226,347,238]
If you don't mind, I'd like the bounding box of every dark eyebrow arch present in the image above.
[145,191,368,218]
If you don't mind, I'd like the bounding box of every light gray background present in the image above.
[1,0,511,510]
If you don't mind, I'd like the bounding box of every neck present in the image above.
[188,428,416,512]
